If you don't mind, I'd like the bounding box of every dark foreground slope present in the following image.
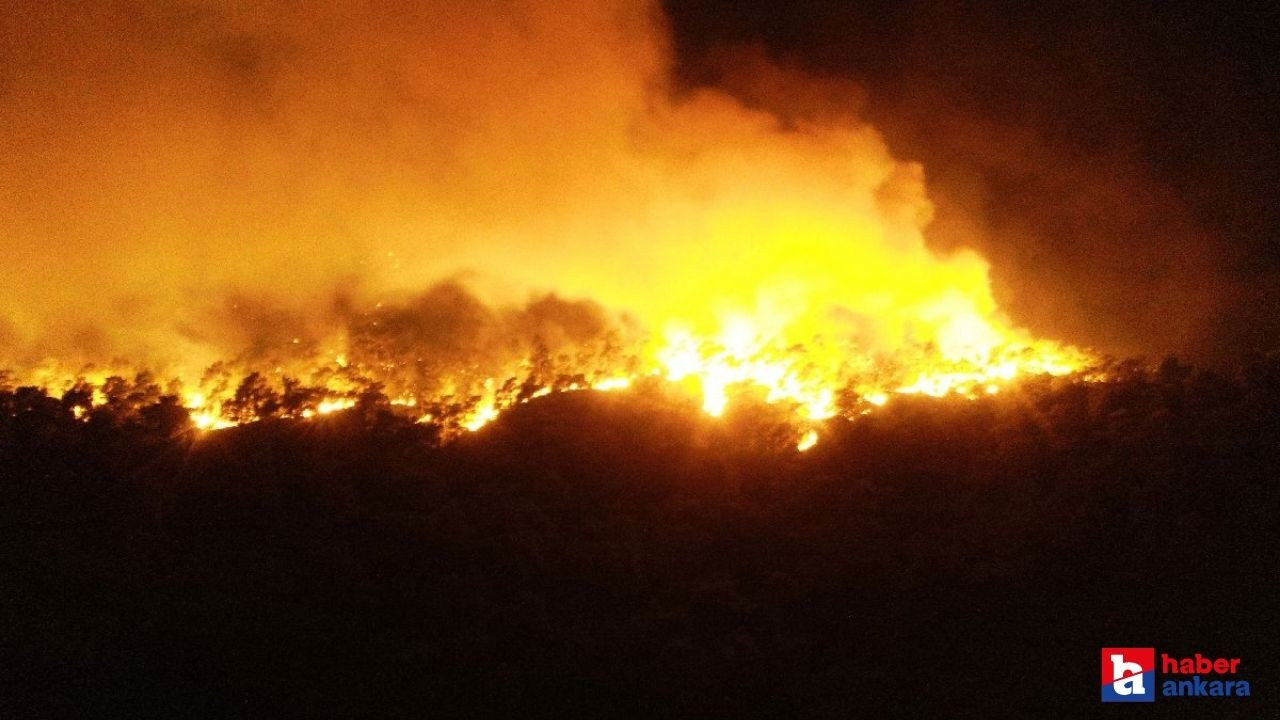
[2,360,1278,718]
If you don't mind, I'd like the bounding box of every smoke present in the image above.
[1,0,1062,382]
[679,43,1239,363]
[1,0,655,365]
[862,88,1232,362]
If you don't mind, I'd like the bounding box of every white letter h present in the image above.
[1110,654,1145,695]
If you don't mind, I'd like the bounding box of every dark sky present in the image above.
[666,0,1280,361]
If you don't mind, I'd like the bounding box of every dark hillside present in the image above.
[2,360,1277,717]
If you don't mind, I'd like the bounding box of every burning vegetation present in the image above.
[1,0,1103,443]
[5,279,1094,449]
[3,1,1278,715]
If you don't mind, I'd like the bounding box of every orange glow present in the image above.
[9,293,1092,448]
[0,0,1097,449]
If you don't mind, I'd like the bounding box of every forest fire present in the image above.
[0,0,1105,452]
[4,292,1093,451]
[4,1,1276,717]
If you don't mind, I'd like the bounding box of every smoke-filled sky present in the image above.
[2,0,1276,373]
[668,0,1280,361]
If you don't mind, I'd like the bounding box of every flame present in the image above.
[462,389,502,432]
[0,3,1097,446]
[2,197,1094,446]
[5,297,1092,451]
[191,412,235,431]
[635,281,1089,448]
[796,429,819,452]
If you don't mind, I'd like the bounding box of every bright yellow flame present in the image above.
[641,284,1088,426]
[0,1,1104,445]
[192,412,234,431]
[591,376,632,392]
[316,398,356,415]
[796,429,818,452]
[462,380,502,432]
[9,291,1092,440]
[462,402,500,431]
[4,129,1096,439]
[655,318,844,420]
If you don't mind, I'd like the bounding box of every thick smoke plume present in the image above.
[1,0,1074,393]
